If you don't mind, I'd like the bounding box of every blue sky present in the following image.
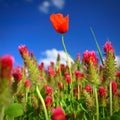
[0,0,120,66]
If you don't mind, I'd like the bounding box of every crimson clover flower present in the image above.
[103,41,114,53]
[44,85,53,96]
[98,86,106,98]
[45,96,52,108]
[24,79,31,88]
[12,67,22,83]
[52,107,66,120]
[0,55,14,80]
[18,45,29,58]
[83,50,98,66]
[112,81,118,95]
[50,13,69,34]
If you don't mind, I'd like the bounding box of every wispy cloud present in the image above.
[39,49,73,69]
[51,0,65,9]
[115,56,120,67]
[38,0,65,14]
[38,1,50,14]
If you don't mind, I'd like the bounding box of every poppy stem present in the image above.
[62,34,69,65]
[61,34,71,75]
[61,34,73,98]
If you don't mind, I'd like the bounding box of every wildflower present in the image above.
[85,84,92,93]
[0,55,14,80]
[52,107,66,120]
[98,86,106,98]
[0,55,14,106]
[98,86,106,107]
[64,72,69,77]
[103,41,115,83]
[116,71,120,77]
[48,66,55,77]
[58,82,64,90]
[18,45,29,57]
[74,70,84,80]
[45,86,53,96]
[24,79,30,88]
[65,74,71,84]
[45,96,52,108]
[103,41,114,53]
[50,13,69,34]
[83,50,98,66]
[112,81,118,95]
[12,69,22,83]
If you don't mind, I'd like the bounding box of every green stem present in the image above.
[78,84,80,100]
[62,34,69,63]
[103,107,105,118]
[25,89,28,103]
[36,86,48,120]
[94,87,99,120]
[61,34,73,97]
[0,106,5,120]
[110,82,113,116]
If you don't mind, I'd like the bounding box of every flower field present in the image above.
[0,13,120,120]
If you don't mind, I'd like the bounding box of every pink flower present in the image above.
[58,82,64,90]
[98,86,106,98]
[74,70,84,80]
[12,67,22,83]
[116,71,120,77]
[24,79,30,88]
[83,50,98,66]
[65,74,71,84]
[0,55,14,79]
[48,66,55,77]
[45,96,52,108]
[18,45,29,57]
[45,86,53,96]
[39,62,45,71]
[52,107,66,120]
[85,84,92,93]
[112,81,118,95]
[103,41,114,53]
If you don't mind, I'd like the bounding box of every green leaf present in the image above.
[90,27,104,65]
[5,103,23,118]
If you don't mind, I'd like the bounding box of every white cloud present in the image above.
[51,0,65,9]
[39,49,74,69]
[38,1,50,14]
[38,0,65,14]
[115,56,120,67]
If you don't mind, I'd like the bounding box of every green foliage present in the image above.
[5,103,23,118]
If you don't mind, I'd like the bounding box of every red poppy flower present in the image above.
[50,13,69,34]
